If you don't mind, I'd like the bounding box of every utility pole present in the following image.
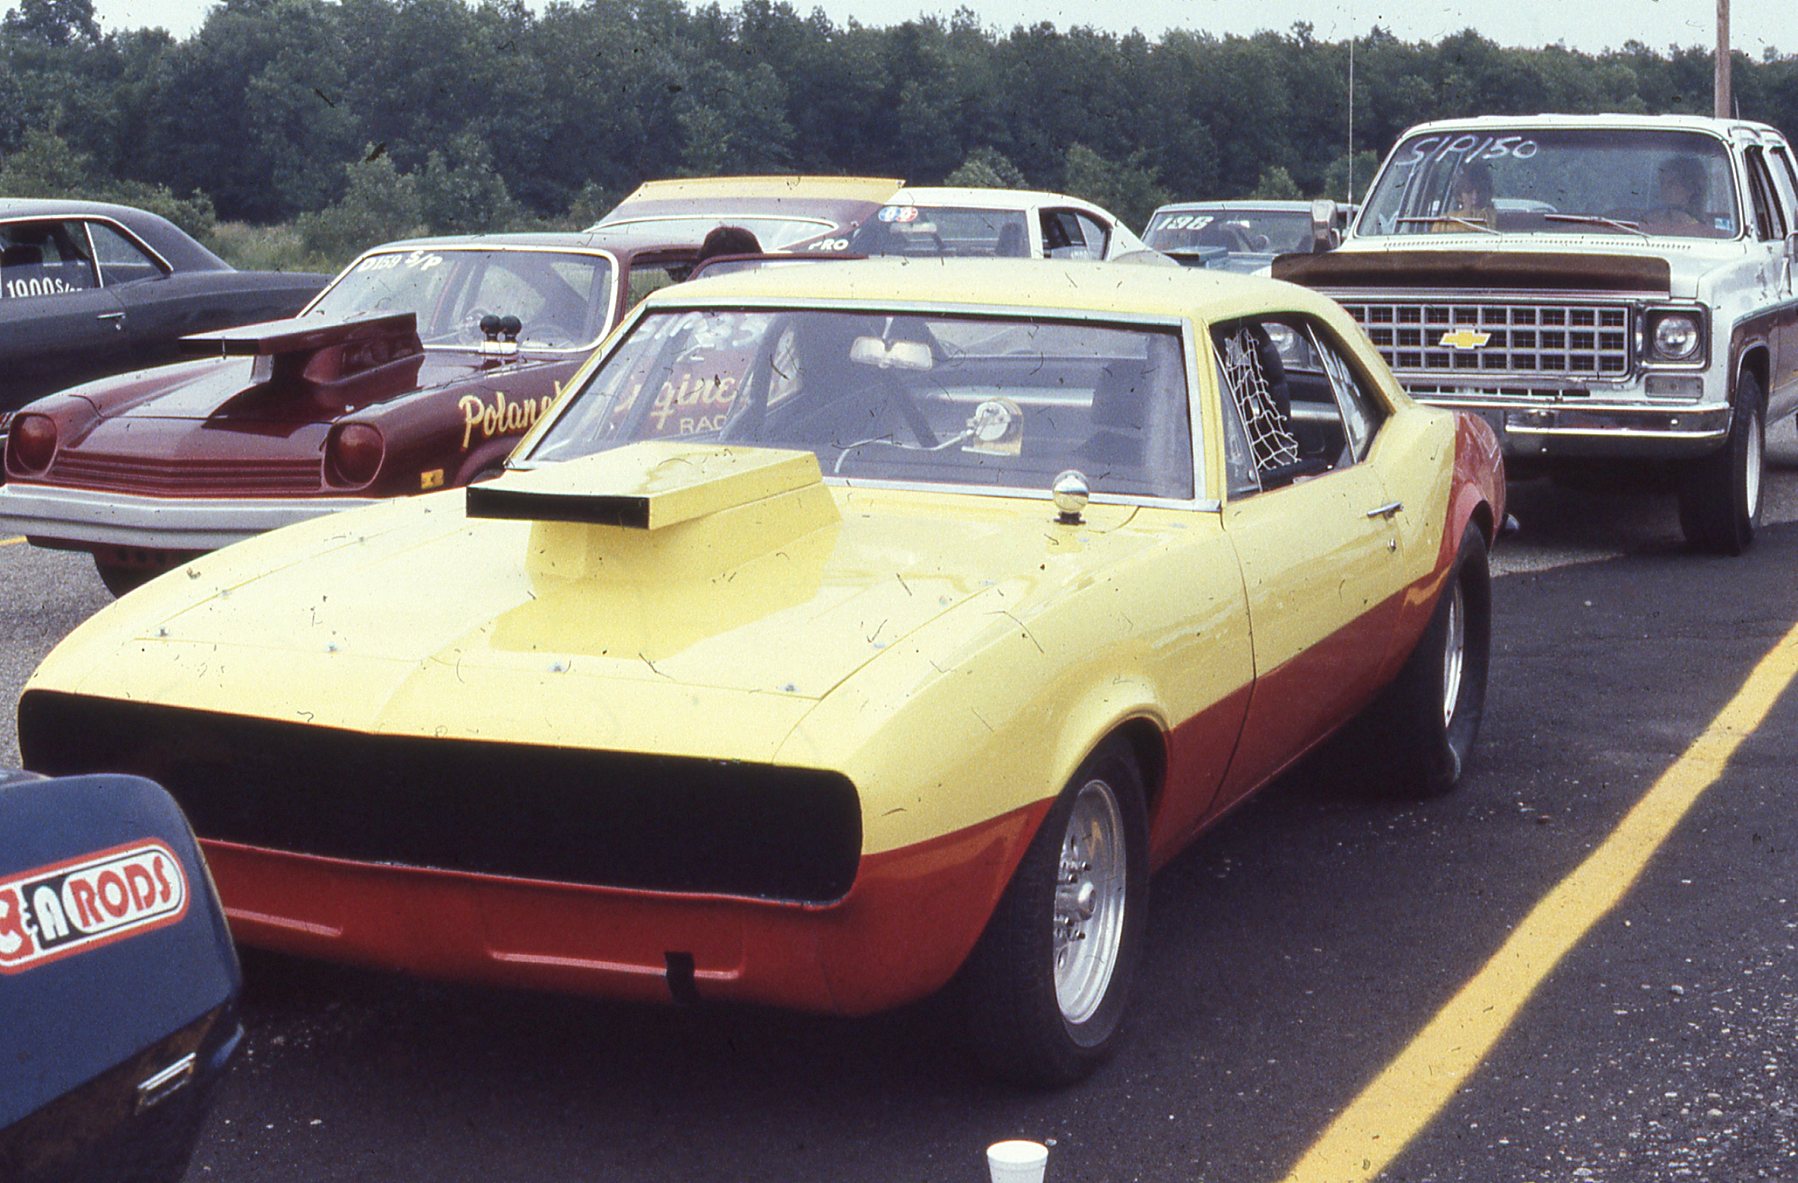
[1714,0,1731,119]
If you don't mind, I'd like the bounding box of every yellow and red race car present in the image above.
[18,258,1504,1084]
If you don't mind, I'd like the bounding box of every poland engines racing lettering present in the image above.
[0,841,188,973]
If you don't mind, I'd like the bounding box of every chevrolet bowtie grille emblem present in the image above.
[1439,328,1492,350]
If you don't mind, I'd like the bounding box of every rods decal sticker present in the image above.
[0,840,189,973]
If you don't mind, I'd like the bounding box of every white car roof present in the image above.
[1151,201,1321,215]
[1392,113,1784,140]
[885,187,1105,213]
[871,188,1146,255]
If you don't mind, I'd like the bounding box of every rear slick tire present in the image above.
[1370,526,1491,799]
[962,739,1149,1086]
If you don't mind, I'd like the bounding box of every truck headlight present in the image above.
[1650,313,1702,361]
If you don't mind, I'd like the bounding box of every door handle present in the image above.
[97,311,125,330]
[1365,501,1404,519]
[135,1051,196,1112]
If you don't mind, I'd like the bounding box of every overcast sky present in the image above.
[56,0,1793,57]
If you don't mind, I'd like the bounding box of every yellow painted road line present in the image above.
[0,536,25,547]
[1279,619,1798,1183]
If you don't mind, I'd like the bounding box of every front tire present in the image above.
[962,739,1149,1086]
[94,558,153,597]
[1679,372,1764,555]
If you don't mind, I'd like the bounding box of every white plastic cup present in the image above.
[986,1139,1049,1183]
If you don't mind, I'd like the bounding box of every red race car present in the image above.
[0,232,696,592]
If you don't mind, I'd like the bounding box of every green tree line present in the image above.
[4,0,1797,261]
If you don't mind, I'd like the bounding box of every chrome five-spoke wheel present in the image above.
[1441,577,1465,729]
[1053,778,1129,1025]
[964,739,1148,1085]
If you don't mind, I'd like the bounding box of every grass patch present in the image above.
[206,222,347,275]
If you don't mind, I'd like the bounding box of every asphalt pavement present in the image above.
[1,421,1795,1182]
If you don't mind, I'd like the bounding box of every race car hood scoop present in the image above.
[469,441,839,584]
[1274,248,1672,294]
[178,311,425,402]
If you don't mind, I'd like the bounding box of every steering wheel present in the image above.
[881,373,939,447]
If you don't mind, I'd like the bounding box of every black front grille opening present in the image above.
[665,952,699,1005]
[19,691,862,904]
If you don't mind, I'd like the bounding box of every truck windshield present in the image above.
[1358,128,1740,240]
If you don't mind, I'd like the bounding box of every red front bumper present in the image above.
[205,799,1049,1016]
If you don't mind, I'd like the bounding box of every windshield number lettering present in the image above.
[2,276,77,298]
[356,250,445,274]
[1408,134,1537,164]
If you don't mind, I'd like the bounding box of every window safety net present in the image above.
[1220,327,1299,471]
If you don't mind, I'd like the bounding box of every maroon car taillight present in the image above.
[326,423,385,487]
[8,414,58,474]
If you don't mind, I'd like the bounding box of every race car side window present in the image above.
[0,219,99,299]
[1073,212,1111,258]
[626,261,683,308]
[1213,314,1384,494]
[87,221,166,286]
[1306,321,1388,464]
[1042,210,1099,259]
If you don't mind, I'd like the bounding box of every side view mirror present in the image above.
[1310,199,1341,252]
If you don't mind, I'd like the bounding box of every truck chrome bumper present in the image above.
[1415,398,1731,460]
[0,484,380,552]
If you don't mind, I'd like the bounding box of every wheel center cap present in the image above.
[1075,880,1097,920]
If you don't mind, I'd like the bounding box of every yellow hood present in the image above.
[30,442,1129,762]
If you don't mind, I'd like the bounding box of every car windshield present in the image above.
[1146,209,1313,255]
[529,308,1195,499]
[849,207,1032,257]
[596,215,836,250]
[307,248,614,350]
[1359,128,1741,240]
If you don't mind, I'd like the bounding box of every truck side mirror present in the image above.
[1310,199,1341,252]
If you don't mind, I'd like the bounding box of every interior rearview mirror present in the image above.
[850,336,933,371]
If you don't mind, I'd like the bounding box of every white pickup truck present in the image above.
[1277,114,1798,553]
